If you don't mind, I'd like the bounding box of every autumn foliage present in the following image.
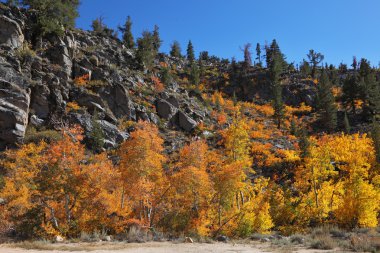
[1,110,380,239]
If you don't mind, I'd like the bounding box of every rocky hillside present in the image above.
[0,3,324,155]
[0,4,220,151]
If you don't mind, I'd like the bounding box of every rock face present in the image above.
[0,79,30,148]
[156,99,177,119]
[0,15,24,49]
[177,111,197,132]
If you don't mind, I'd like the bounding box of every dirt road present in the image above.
[0,241,337,253]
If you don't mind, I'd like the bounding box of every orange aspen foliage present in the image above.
[1,126,122,237]
[118,121,167,226]
[152,76,164,93]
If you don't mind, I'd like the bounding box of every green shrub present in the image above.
[24,127,62,144]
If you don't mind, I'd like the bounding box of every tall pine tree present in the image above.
[170,41,182,58]
[187,40,195,63]
[315,68,337,132]
[119,16,135,48]
[268,41,284,129]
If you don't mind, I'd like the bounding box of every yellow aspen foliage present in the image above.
[222,117,252,169]
[327,134,379,228]
[294,136,339,224]
[118,120,167,226]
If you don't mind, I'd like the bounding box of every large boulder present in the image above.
[99,83,135,120]
[178,111,197,132]
[156,99,177,119]
[170,110,197,132]
[0,15,24,49]
[0,79,30,148]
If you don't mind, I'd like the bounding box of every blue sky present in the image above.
[77,0,380,66]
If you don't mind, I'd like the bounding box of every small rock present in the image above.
[0,198,5,205]
[216,235,228,242]
[260,238,270,242]
[55,235,64,243]
[104,235,111,242]
[185,237,193,243]
[30,115,44,127]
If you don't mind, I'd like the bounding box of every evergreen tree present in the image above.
[152,25,161,53]
[189,62,200,87]
[22,0,80,36]
[170,41,182,58]
[266,39,287,70]
[160,67,172,86]
[358,58,380,119]
[136,31,156,70]
[344,111,351,133]
[187,40,195,63]
[315,68,337,132]
[300,60,311,77]
[255,43,262,66]
[371,118,380,163]
[92,16,116,37]
[290,118,297,135]
[268,43,284,129]
[118,16,135,48]
[342,59,361,114]
[307,49,324,78]
[88,115,105,153]
[199,51,209,62]
[92,16,106,33]
[298,128,310,159]
[232,91,238,106]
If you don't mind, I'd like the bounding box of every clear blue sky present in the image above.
[76,0,380,66]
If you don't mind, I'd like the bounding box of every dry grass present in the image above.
[10,241,132,251]
[309,234,337,250]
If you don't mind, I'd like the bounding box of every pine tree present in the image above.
[119,16,135,49]
[255,43,261,66]
[344,111,351,133]
[152,25,161,53]
[300,60,311,77]
[187,40,195,63]
[358,58,380,119]
[136,31,156,70]
[189,62,200,87]
[298,128,310,159]
[342,64,361,114]
[170,41,182,58]
[307,49,324,78]
[22,0,80,36]
[268,41,284,129]
[88,115,105,153]
[160,67,172,86]
[266,39,286,70]
[290,118,297,135]
[316,68,337,132]
[371,118,380,164]
[92,16,106,33]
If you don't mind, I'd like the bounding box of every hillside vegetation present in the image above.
[0,1,379,246]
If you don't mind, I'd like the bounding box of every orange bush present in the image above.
[74,74,90,86]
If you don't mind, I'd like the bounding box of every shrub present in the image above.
[310,235,337,250]
[74,74,90,86]
[24,127,62,144]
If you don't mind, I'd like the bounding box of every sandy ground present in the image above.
[0,241,341,253]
